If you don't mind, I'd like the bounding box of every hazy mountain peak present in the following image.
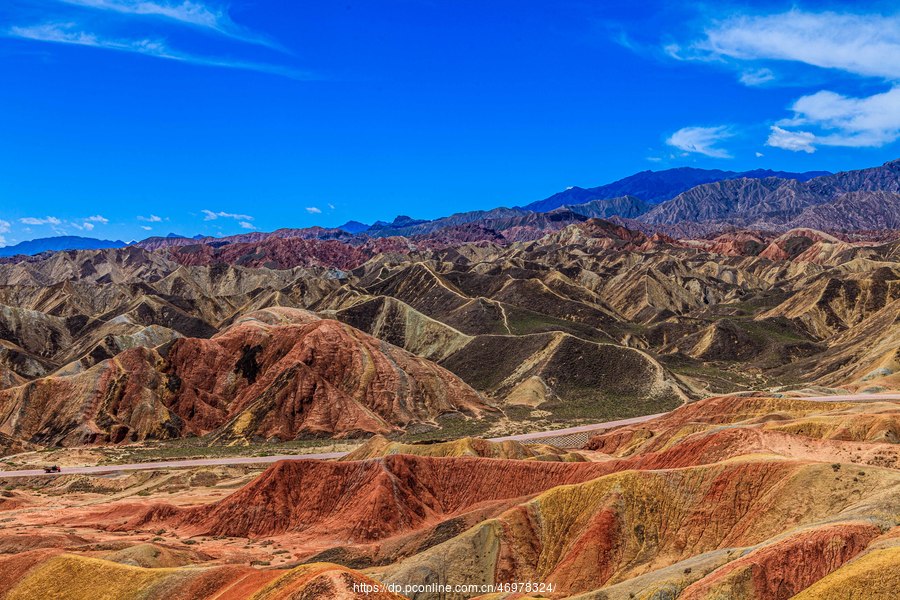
[0,236,127,257]
[337,220,371,234]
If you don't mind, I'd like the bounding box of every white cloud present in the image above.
[141,225,153,230]
[666,125,734,158]
[202,209,253,221]
[138,214,162,222]
[755,151,764,157]
[739,68,775,86]
[0,236,6,247]
[20,216,62,225]
[0,220,9,234]
[767,127,816,153]
[68,215,108,232]
[6,23,305,79]
[239,221,255,229]
[768,87,900,152]
[663,9,900,152]
[327,203,336,210]
[305,206,322,214]
[58,0,282,49]
[696,10,900,80]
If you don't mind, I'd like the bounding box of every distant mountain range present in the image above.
[335,167,833,236]
[521,167,831,212]
[0,236,126,258]
[4,161,899,257]
[337,160,897,238]
[637,159,900,234]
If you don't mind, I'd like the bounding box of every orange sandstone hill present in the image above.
[0,552,404,600]
[0,307,489,446]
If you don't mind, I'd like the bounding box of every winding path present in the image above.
[2,393,898,479]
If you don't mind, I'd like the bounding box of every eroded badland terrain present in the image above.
[2,161,900,598]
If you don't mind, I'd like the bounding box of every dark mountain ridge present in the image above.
[640,159,900,232]
[522,166,830,212]
[319,158,890,239]
[337,220,371,234]
[0,236,127,258]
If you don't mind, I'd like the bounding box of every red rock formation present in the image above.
[758,228,845,262]
[165,237,373,270]
[0,308,489,445]
[94,455,618,541]
[0,345,176,446]
[165,308,489,439]
[679,522,881,599]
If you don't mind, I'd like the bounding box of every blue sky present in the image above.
[1,0,899,244]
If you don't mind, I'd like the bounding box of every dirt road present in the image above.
[2,393,897,478]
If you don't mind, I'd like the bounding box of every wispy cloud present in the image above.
[0,219,10,245]
[140,225,153,230]
[62,0,224,29]
[305,206,322,214]
[58,0,284,50]
[85,214,108,223]
[238,221,255,229]
[138,214,162,222]
[739,68,775,86]
[6,22,306,79]
[20,216,62,225]
[202,209,253,221]
[666,125,734,158]
[694,10,900,81]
